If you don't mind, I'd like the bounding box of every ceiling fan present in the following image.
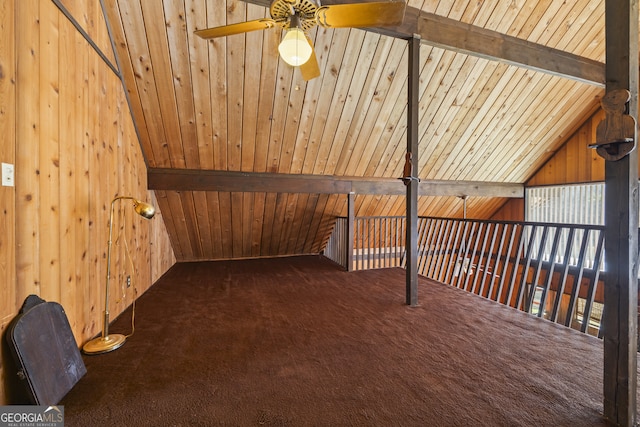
[194,0,406,81]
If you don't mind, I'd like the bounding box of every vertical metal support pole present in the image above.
[347,192,355,272]
[406,35,420,306]
[602,1,638,425]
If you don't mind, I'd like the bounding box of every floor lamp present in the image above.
[82,196,155,355]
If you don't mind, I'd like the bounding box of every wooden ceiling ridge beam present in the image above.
[147,168,524,198]
[243,0,605,87]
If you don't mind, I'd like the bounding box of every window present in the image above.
[526,183,604,225]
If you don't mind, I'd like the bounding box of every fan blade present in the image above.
[300,39,320,81]
[194,18,277,39]
[316,1,406,28]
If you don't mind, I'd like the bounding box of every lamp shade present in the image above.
[278,28,312,66]
[133,200,155,219]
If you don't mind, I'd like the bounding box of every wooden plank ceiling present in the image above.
[103,0,605,261]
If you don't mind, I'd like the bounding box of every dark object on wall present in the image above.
[5,295,86,405]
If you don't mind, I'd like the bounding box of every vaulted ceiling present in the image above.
[102,0,605,261]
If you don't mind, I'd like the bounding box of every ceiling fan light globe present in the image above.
[278,28,312,66]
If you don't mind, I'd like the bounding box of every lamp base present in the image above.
[82,334,126,355]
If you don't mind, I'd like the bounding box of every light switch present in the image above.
[2,163,14,187]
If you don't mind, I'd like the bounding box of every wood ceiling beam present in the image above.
[413,13,605,87]
[148,168,524,198]
[244,0,605,87]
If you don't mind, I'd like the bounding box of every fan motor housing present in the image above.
[270,0,320,31]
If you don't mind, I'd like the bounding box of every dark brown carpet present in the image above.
[61,255,616,426]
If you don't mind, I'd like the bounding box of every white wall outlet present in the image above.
[1,163,14,187]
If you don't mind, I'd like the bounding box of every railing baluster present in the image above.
[356,218,362,271]
[550,227,576,323]
[378,218,382,268]
[463,222,484,292]
[360,218,366,271]
[471,222,490,295]
[444,219,464,285]
[339,218,344,269]
[371,218,377,269]
[418,218,437,275]
[382,218,387,267]
[428,219,449,279]
[383,218,388,268]
[364,218,369,270]
[452,222,469,289]
[420,218,437,276]
[357,218,362,271]
[367,218,371,269]
[455,222,476,289]
[414,217,427,272]
[564,228,590,328]
[438,219,457,283]
[581,230,605,334]
[538,226,563,318]
[435,220,452,279]
[398,219,403,267]
[476,222,498,297]
[400,216,406,267]
[373,218,379,268]
[515,225,538,311]
[500,223,521,305]
[427,218,445,276]
[487,223,508,300]
[395,217,401,267]
[454,221,476,288]
[526,225,550,314]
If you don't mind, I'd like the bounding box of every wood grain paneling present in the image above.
[103,0,612,261]
[0,0,175,405]
[16,0,41,301]
[491,107,631,223]
[0,0,16,398]
[39,2,61,303]
[527,110,606,187]
[491,199,525,223]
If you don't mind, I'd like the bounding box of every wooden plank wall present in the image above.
[154,190,345,261]
[0,0,176,405]
[0,1,17,394]
[491,109,610,222]
[527,109,606,187]
[491,199,525,222]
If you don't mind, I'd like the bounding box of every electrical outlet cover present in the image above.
[2,163,14,187]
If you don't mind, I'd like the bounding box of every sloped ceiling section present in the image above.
[104,0,605,261]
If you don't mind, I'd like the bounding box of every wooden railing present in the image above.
[324,216,607,337]
[325,216,406,270]
[324,217,349,268]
